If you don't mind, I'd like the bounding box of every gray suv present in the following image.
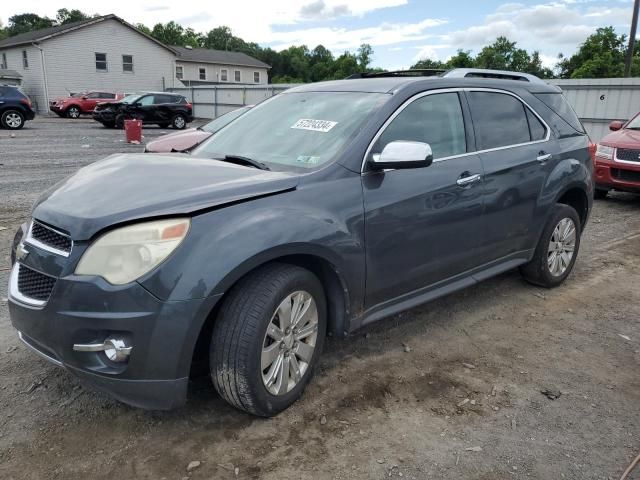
[8,69,593,416]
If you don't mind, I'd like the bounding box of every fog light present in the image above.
[73,337,132,363]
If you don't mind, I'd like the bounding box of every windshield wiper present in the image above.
[215,154,270,171]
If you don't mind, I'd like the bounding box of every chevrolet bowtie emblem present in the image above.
[16,243,29,261]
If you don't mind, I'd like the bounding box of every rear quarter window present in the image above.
[534,93,585,134]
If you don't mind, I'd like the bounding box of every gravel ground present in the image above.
[0,117,639,480]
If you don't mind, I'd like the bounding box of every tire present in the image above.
[1,109,25,130]
[520,203,581,288]
[210,263,327,417]
[594,188,609,200]
[171,114,187,129]
[66,106,81,119]
[115,114,125,129]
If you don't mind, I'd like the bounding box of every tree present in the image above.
[475,36,530,71]
[56,8,91,25]
[6,13,54,36]
[411,58,445,70]
[356,43,373,71]
[447,49,474,68]
[556,27,628,78]
[0,20,7,41]
[151,21,186,46]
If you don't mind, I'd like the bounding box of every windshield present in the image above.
[202,107,251,133]
[121,94,142,104]
[70,92,86,98]
[626,114,640,130]
[191,91,386,171]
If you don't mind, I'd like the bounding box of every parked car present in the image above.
[50,91,123,118]
[93,92,193,129]
[145,106,252,153]
[0,85,36,130]
[8,69,592,416]
[593,113,640,198]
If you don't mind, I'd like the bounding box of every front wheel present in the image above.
[520,204,581,288]
[1,109,25,129]
[210,263,326,417]
[66,106,81,119]
[171,114,187,129]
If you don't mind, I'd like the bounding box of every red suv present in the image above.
[594,113,640,198]
[50,91,123,118]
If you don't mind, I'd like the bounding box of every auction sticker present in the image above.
[291,118,338,133]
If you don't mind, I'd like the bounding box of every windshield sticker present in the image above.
[296,155,321,165]
[291,119,338,133]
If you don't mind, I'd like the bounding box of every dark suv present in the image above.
[0,85,36,129]
[8,69,592,416]
[92,92,193,129]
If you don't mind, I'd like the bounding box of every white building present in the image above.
[0,14,271,113]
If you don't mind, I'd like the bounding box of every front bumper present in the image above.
[49,105,63,115]
[595,157,640,193]
[92,110,116,123]
[8,260,220,410]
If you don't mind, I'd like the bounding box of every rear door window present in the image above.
[467,92,531,150]
[153,94,176,104]
[138,95,154,106]
[374,92,467,160]
[526,108,547,141]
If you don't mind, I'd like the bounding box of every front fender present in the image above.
[139,173,366,316]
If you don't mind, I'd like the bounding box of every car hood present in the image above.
[145,128,212,153]
[600,128,640,149]
[32,154,299,240]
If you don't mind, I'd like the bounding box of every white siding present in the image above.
[176,61,268,85]
[0,46,46,110]
[40,18,178,109]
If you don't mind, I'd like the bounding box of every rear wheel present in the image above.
[520,204,581,288]
[1,110,25,130]
[66,106,81,119]
[594,188,609,200]
[171,114,187,129]
[210,263,326,417]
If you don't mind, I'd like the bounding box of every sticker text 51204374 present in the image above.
[291,119,338,133]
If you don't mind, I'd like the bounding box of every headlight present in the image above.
[75,218,190,285]
[595,144,614,160]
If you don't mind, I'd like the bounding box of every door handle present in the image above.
[537,153,552,163]
[456,173,482,187]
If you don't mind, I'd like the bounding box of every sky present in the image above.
[1,0,634,70]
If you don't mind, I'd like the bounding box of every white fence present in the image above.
[170,78,640,142]
[166,84,299,119]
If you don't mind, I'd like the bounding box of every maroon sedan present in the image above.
[594,113,640,198]
[144,106,251,153]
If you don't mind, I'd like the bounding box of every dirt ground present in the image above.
[0,117,639,480]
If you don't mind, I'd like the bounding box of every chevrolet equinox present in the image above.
[8,69,593,416]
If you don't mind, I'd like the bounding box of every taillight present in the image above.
[20,98,32,108]
[186,102,192,111]
[588,141,596,165]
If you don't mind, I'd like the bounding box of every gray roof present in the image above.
[173,46,270,69]
[0,69,22,79]
[0,14,175,53]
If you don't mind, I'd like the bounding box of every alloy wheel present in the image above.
[68,107,80,118]
[261,291,319,396]
[174,116,185,129]
[547,217,576,277]
[5,112,22,128]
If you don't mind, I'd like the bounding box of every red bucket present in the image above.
[124,119,142,143]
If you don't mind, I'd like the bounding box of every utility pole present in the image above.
[625,0,640,77]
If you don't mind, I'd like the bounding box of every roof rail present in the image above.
[346,69,446,79]
[442,68,545,84]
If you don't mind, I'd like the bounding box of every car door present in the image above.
[362,91,485,309]
[135,94,156,123]
[465,90,554,262]
[81,92,102,112]
[152,94,174,124]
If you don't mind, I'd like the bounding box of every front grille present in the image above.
[612,168,640,183]
[30,221,72,253]
[17,264,56,302]
[616,148,640,162]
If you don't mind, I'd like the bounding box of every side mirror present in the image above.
[369,141,433,170]
[609,120,624,131]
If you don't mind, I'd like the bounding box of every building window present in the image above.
[1,53,6,69]
[122,55,133,73]
[22,50,28,69]
[234,70,241,82]
[95,52,107,71]
[175,65,183,79]
[253,71,260,83]
[199,67,206,80]
[220,69,228,82]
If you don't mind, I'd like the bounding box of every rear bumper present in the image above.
[8,261,221,410]
[595,157,640,193]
